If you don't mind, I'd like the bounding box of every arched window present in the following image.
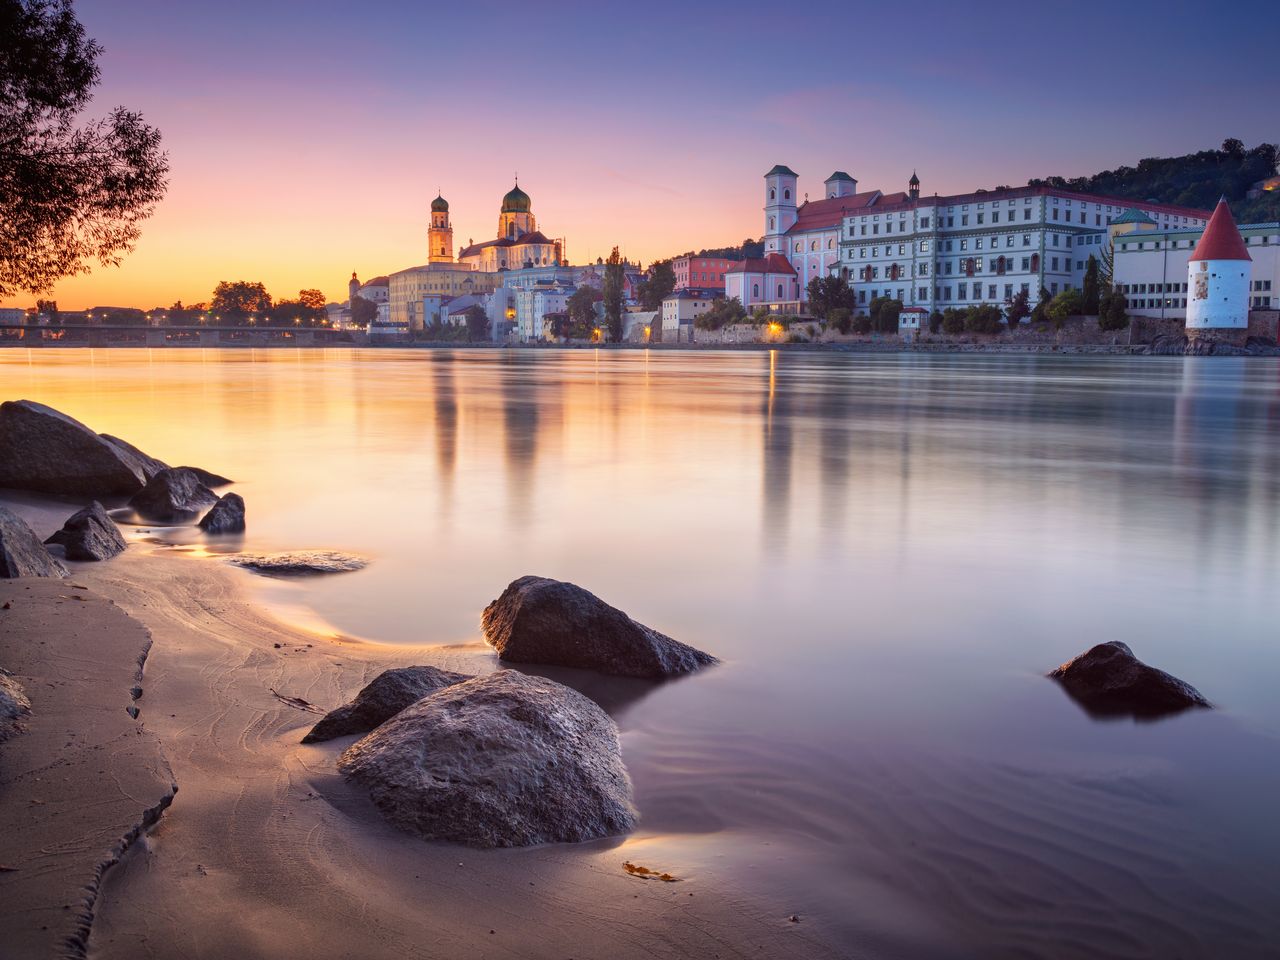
[769,216,775,230]
[827,239,834,249]
[784,189,791,200]
[965,258,976,277]
[794,242,801,252]
[753,283,760,298]
[777,283,784,298]
[810,241,817,251]
[841,267,849,280]
[770,188,776,200]
[1030,253,1040,272]
[996,256,1006,275]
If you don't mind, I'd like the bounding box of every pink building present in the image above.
[672,255,742,291]
[725,254,799,308]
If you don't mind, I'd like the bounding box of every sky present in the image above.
[8,0,1278,311]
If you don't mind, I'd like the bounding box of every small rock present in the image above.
[482,575,717,679]
[225,551,368,577]
[198,493,246,534]
[1,672,32,742]
[44,501,127,561]
[0,506,67,578]
[338,671,636,847]
[174,466,233,488]
[1049,641,1211,720]
[302,665,470,743]
[128,467,218,522]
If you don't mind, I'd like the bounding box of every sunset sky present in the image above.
[7,0,1275,311]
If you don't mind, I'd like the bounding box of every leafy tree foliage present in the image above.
[210,281,271,323]
[869,297,902,334]
[464,304,488,342]
[1082,256,1100,315]
[940,308,966,335]
[637,260,675,311]
[1029,287,1052,325]
[350,294,377,328]
[567,285,601,338]
[1097,290,1130,332]
[1046,288,1084,329]
[1,0,169,296]
[963,304,1003,334]
[806,275,856,319]
[602,247,624,342]
[928,311,943,334]
[828,307,852,334]
[695,297,746,330]
[1027,139,1280,223]
[1004,288,1031,327]
[852,315,872,335]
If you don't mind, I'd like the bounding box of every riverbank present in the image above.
[0,500,842,960]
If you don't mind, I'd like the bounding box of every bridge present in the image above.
[0,323,365,347]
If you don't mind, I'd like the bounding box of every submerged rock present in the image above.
[127,467,218,521]
[302,665,470,743]
[0,400,152,495]
[44,501,127,561]
[198,493,246,534]
[224,551,367,576]
[1049,641,1211,720]
[0,672,32,742]
[0,506,67,578]
[338,671,636,847]
[175,466,233,488]
[482,575,716,679]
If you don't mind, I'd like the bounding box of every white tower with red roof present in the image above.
[1186,198,1252,330]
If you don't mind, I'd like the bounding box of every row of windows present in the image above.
[1129,298,1188,309]
[849,232,1077,254]
[1252,280,1274,291]
[1120,282,1189,294]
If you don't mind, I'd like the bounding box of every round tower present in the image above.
[1186,198,1251,330]
[348,272,360,302]
[763,164,799,255]
[429,194,453,263]
[498,181,535,241]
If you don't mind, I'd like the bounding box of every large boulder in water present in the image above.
[198,492,245,534]
[482,575,716,679]
[302,665,470,743]
[100,434,169,481]
[338,671,636,847]
[0,506,67,578]
[0,400,153,495]
[1049,641,1211,720]
[128,467,218,521]
[0,672,32,743]
[44,501,126,561]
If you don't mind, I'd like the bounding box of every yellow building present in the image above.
[388,264,498,329]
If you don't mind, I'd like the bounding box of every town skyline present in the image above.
[4,0,1275,312]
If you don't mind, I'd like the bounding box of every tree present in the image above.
[567,285,602,338]
[211,281,271,323]
[1046,288,1084,329]
[0,0,168,298]
[828,307,852,335]
[350,294,377,329]
[806,275,857,319]
[464,304,488,342]
[1098,290,1130,332]
[637,260,675,311]
[1005,288,1031,327]
[1029,287,1052,325]
[872,298,902,334]
[928,311,943,334]
[270,296,325,326]
[941,308,966,335]
[602,247,625,342]
[964,304,1003,334]
[1082,256,1100,315]
[695,297,746,330]
[298,288,327,311]
[35,298,58,320]
[852,315,872,335]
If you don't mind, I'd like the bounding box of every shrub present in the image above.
[829,307,852,335]
[874,299,903,334]
[1098,290,1131,331]
[1046,288,1084,329]
[928,311,943,334]
[853,315,872,335]
[941,308,966,335]
[964,303,1003,334]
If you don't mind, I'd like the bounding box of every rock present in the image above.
[1245,336,1280,357]
[175,466,233,488]
[224,551,367,576]
[1148,334,1188,356]
[44,502,127,561]
[481,575,716,679]
[1049,641,1211,720]
[338,671,636,847]
[0,506,67,578]
[0,400,152,495]
[99,434,169,480]
[0,672,32,742]
[198,493,245,534]
[127,467,218,521]
[302,665,470,743]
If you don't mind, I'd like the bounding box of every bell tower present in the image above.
[764,164,799,256]
[909,171,920,201]
[429,193,453,263]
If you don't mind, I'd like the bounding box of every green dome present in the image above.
[501,183,531,213]
[431,194,448,213]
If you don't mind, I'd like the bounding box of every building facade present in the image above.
[457,182,564,273]
[389,264,498,329]
[725,254,799,308]
[661,287,721,341]
[672,255,741,291]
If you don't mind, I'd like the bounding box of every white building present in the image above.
[0,307,25,323]
[514,283,574,341]
[661,288,721,342]
[724,254,799,309]
[1114,205,1274,323]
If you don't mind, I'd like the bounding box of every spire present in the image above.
[1190,198,1251,262]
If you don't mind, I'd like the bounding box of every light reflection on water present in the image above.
[5,347,1280,956]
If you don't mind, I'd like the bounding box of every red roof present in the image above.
[785,192,882,233]
[726,253,796,276]
[1189,199,1251,262]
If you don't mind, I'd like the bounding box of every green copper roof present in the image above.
[826,171,855,182]
[431,194,448,212]
[765,164,797,178]
[501,183,531,213]
[1112,207,1156,225]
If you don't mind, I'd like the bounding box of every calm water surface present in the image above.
[5,348,1280,958]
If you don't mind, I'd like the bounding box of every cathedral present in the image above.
[430,181,565,273]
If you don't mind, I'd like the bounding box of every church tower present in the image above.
[764,165,799,256]
[498,181,536,241]
[825,171,858,199]
[348,272,360,302]
[1186,198,1251,330]
[429,194,453,263]
[909,171,920,201]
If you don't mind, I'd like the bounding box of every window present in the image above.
[988,285,996,299]
[919,287,928,300]
[770,188,776,200]
[1023,209,1032,221]
[960,239,968,251]
[919,240,930,252]
[784,189,791,200]
[920,217,931,228]
[753,283,759,298]
[958,283,968,299]
[961,215,969,226]
[992,211,1000,223]
[777,284,784,298]
[977,213,984,224]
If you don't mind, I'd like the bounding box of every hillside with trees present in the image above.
[1026,139,1279,223]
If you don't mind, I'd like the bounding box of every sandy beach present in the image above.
[0,502,842,960]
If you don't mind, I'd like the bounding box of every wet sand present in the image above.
[0,513,842,959]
